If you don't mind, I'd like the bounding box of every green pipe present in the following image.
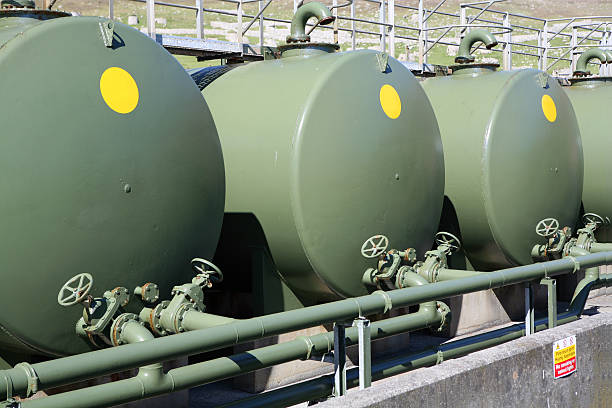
[286,1,334,43]
[588,242,612,253]
[3,251,612,398]
[455,29,498,63]
[21,308,444,408]
[223,286,612,408]
[574,48,608,76]
[569,247,600,306]
[435,268,485,281]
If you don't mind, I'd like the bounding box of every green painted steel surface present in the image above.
[0,12,224,356]
[202,49,444,302]
[422,67,583,270]
[565,77,612,240]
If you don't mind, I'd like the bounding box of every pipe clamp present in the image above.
[566,256,580,274]
[297,336,315,360]
[373,290,393,313]
[14,363,38,397]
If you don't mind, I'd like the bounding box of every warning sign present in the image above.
[553,335,577,379]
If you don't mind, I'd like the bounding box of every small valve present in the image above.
[582,213,609,229]
[434,232,461,254]
[57,273,94,307]
[360,234,389,259]
[134,283,160,304]
[535,217,559,238]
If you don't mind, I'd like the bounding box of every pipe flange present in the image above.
[149,301,170,336]
[14,362,38,398]
[174,303,197,333]
[110,313,142,347]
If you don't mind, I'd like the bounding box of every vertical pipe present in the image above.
[388,0,395,57]
[196,0,204,39]
[146,0,155,39]
[351,0,356,50]
[333,323,347,397]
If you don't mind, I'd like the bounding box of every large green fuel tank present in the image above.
[0,8,224,357]
[562,48,612,239]
[422,63,582,270]
[200,44,444,303]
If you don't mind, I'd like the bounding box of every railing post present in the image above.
[571,23,578,73]
[418,0,424,67]
[333,0,338,44]
[109,0,114,19]
[379,0,386,52]
[293,0,298,13]
[351,0,356,50]
[146,0,155,39]
[525,283,535,336]
[259,0,264,48]
[196,0,204,39]
[354,317,371,390]
[542,20,549,72]
[333,322,347,397]
[459,3,466,41]
[503,12,511,70]
[388,0,395,58]
[237,0,243,45]
[541,278,557,329]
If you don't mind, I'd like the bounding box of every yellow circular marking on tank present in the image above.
[541,94,557,123]
[100,67,139,114]
[379,84,401,119]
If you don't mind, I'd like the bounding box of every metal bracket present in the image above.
[99,19,115,47]
[376,52,389,72]
[540,278,557,328]
[536,71,549,88]
[332,322,348,397]
[354,317,371,390]
[14,363,38,398]
[524,283,535,336]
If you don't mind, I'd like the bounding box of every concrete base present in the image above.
[316,295,612,408]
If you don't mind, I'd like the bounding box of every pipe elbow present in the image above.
[455,29,498,63]
[574,48,608,76]
[287,1,335,43]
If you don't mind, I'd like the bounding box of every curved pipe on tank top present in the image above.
[574,48,608,76]
[286,1,335,43]
[455,29,498,64]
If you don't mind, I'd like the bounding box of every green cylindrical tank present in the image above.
[0,9,224,357]
[200,4,444,303]
[421,31,582,271]
[564,48,612,239]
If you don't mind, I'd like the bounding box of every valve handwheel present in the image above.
[191,258,224,282]
[434,232,461,253]
[582,213,608,227]
[57,273,93,306]
[361,235,389,259]
[535,218,559,238]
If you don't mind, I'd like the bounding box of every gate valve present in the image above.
[73,286,131,347]
[532,218,573,260]
[582,213,609,231]
[433,232,461,255]
[191,258,224,288]
[360,234,389,259]
[57,273,94,307]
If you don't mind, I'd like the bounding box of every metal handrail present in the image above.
[108,0,612,75]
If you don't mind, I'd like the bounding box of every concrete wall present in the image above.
[317,297,612,408]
